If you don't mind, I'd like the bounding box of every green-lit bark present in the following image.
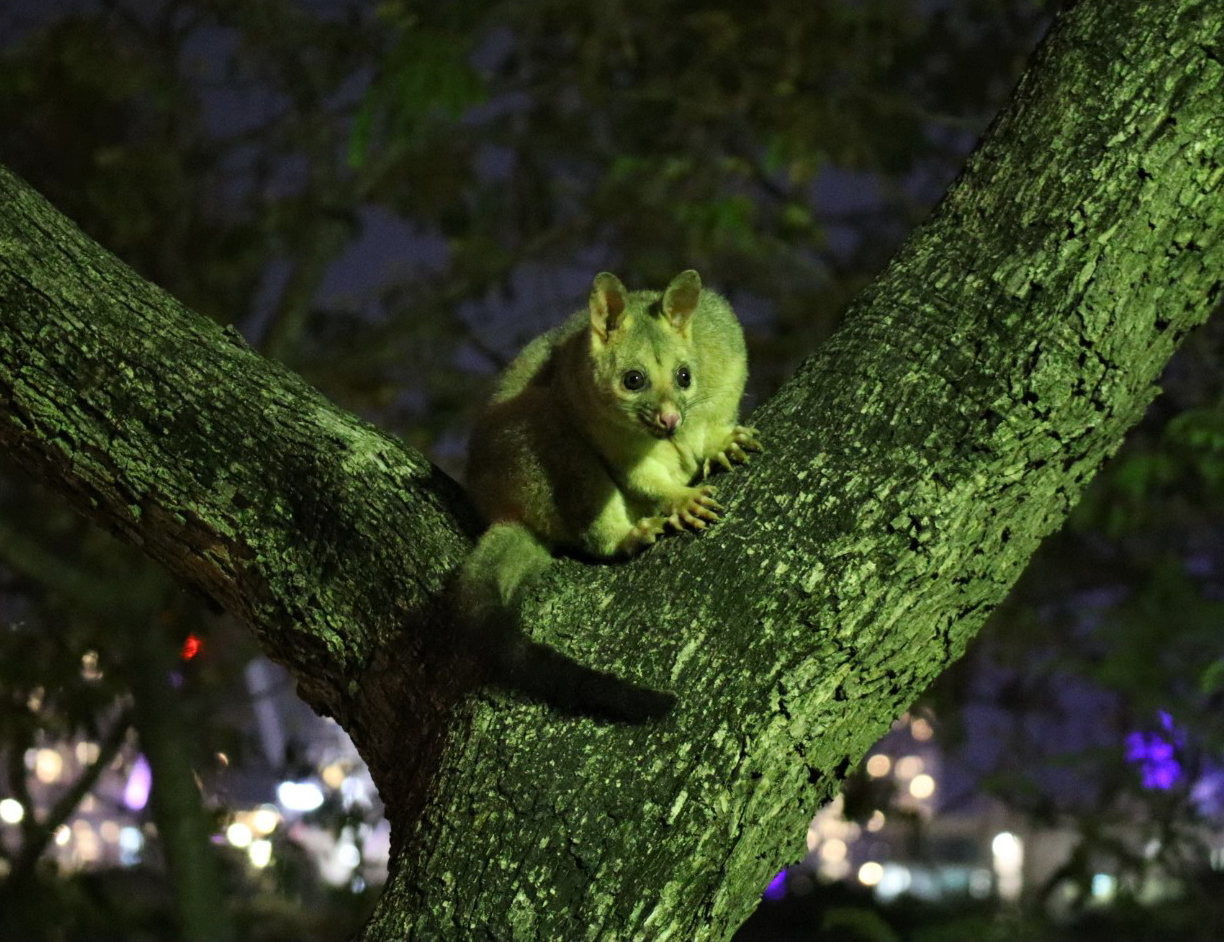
[0,0,1220,939]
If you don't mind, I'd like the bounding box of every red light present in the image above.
[181,634,202,661]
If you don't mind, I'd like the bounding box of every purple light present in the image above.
[763,868,788,900]
[1125,713,1184,791]
[1190,767,1224,815]
[123,755,152,811]
[1141,758,1183,790]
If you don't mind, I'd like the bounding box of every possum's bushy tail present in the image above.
[454,522,675,721]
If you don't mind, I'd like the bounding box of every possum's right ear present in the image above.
[590,272,629,342]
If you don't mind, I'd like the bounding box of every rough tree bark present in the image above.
[0,0,1221,938]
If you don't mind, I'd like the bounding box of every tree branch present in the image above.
[6,707,132,886]
[0,168,477,728]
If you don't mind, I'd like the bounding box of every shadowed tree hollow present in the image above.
[0,0,1221,938]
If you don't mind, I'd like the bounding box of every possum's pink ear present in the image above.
[661,269,701,333]
[589,272,629,342]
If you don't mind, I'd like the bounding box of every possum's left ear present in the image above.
[661,269,701,334]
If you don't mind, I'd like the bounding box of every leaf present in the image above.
[349,96,376,169]
[821,906,900,942]
[349,27,485,163]
[1199,659,1224,696]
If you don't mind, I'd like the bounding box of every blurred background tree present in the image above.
[2,0,1221,939]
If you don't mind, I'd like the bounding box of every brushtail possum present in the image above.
[458,269,760,719]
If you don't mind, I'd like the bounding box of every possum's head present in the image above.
[586,270,703,440]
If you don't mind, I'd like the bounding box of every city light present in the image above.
[337,842,362,870]
[181,634,203,661]
[866,810,886,832]
[894,755,924,780]
[34,748,63,784]
[819,838,847,863]
[909,773,936,799]
[910,717,934,741]
[858,861,884,886]
[969,868,993,899]
[341,776,370,810]
[72,820,100,863]
[249,839,273,868]
[123,755,152,811]
[0,799,24,824]
[119,826,144,866]
[992,831,1024,902]
[251,805,281,836]
[321,763,346,789]
[866,754,891,777]
[991,831,1021,860]
[226,822,254,848]
[277,780,325,812]
[80,650,102,680]
[875,863,913,902]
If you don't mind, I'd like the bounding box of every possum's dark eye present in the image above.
[622,370,647,391]
[676,366,692,388]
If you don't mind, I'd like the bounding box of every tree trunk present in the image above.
[127,609,238,942]
[0,522,239,940]
[0,0,1220,938]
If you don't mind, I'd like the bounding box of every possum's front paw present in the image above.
[702,426,762,477]
[618,515,668,556]
[665,485,722,532]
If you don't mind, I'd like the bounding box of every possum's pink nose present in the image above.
[656,410,680,434]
